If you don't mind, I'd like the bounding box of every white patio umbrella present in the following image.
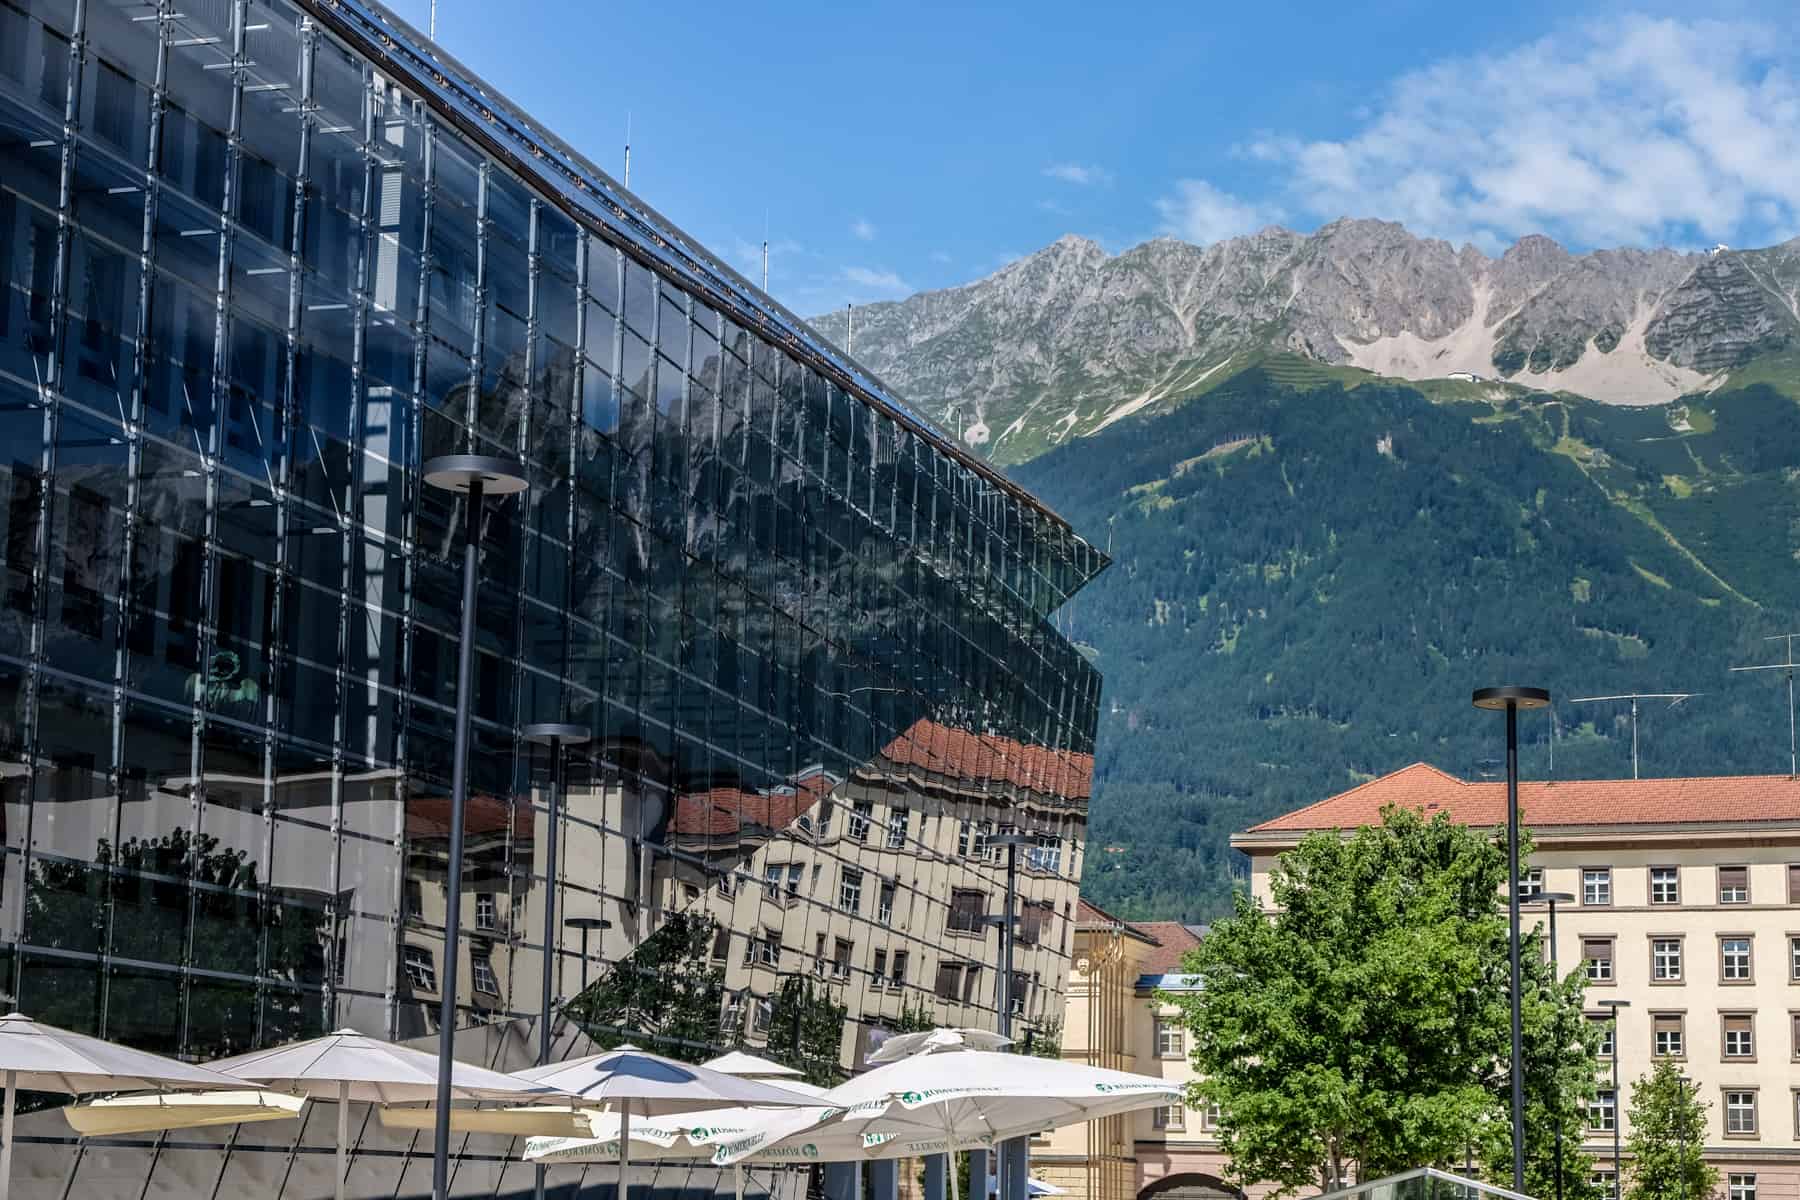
[63,1088,305,1136]
[0,1012,249,1200]
[700,1051,804,1078]
[210,1028,553,1200]
[866,1028,1011,1064]
[712,1048,1184,1200]
[512,1047,822,1200]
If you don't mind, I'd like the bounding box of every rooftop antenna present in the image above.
[1568,692,1703,780]
[762,211,770,293]
[623,111,631,189]
[429,0,436,38]
[846,303,854,355]
[1729,633,1800,778]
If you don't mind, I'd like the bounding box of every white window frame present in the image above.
[1650,866,1680,905]
[1588,1089,1616,1132]
[838,868,863,914]
[470,952,498,995]
[1722,937,1753,982]
[1155,1017,1185,1059]
[1725,1090,1758,1135]
[885,807,908,849]
[1723,1015,1754,1059]
[1728,1176,1756,1200]
[1652,937,1683,981]
[474,892,497,931]
[403,945,437,993]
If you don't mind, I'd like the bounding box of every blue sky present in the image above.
[394,0,1800,314]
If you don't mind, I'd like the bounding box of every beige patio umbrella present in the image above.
[210,1029,553,1200]
[0,1012,249,1200]
[63,1089,305,1136]
[512,1046,821,1200]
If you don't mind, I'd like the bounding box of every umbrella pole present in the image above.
[944,1109,960,1200]
[336,1080,349,1200]
[735,1163,745,1200]
[0,1069,14,1200]
[619,1108,632,1200]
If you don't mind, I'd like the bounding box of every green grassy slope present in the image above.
[1016,364,1800,920]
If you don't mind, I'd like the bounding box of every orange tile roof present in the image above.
[405,794,531,840]
[1132,921,1204,974]
[880,719,1094,801]
[1075,897,1135,929]
[1240,762,1800,836]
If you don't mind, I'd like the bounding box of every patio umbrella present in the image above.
[210,1028,552,1200]
[712,1048,1184,1200]
[512,1047,821,1200]
[0,1012,249,1200]
[700,1051,804,1078]
[865,1028,1011,1064]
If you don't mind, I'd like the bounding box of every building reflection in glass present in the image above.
[0,0,1104,1192]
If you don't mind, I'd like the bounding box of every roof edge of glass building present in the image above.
[298,0,1108,600]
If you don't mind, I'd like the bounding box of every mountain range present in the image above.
[812,220,1800,466]
[811,221,1800,921]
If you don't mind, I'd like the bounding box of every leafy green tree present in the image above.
[765,976,849,1087]
[1624,1062,1717,1200]
[1172,806,1596,1196]
[569,910,730,1062]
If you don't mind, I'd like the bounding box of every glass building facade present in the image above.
[0,0,1105,1194]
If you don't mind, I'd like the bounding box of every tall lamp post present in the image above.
[422,454,528,1200]
[1473,685,1551,1195]
[524,722,589,1200]
[1533,890,1577,1200]
[561,913,612,1000]
[1599,998,1631,1200]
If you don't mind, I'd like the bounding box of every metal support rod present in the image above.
[431,476,484,1200]
[535,735,564,1200]
[1507,699,1525,1194]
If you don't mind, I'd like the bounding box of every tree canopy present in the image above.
[1169,807,1598,1197]
[1624,1061,1717,1200]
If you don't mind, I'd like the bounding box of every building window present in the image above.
[405,878,424,918]
[1790,936,1800,982]
[1589,1014,1616,1058]
[933,961,981,1003]
[1721,936,1754,983]
[1649,866,1680,905]
[885,807,908,849]
[1027,834,1062,874]
[1652,1013,1684,1058]
[891,951,908,986]
[1593,1172,1616,1196]
[1584,938,1615,983]
[403,945,437,993]
[752,997,773,1034]
[1152,1104,1185,1132]
[957,819,994,860]
[1725,1090,1758,1136]
[1789,865,1800,905]
[1018,900,1051,947]
[1728,1176,1756,1200]
[721,993,745,1032]
[878,881,895,925]
[1719,865,1750,905]
[1156,1017,1186,1059]
[470,951,498,995]
[1588,1089,1616,1132]
[832,938,852,981]
[948,889,986,933]
[813,933,827,977]
[872,949,888,987]
[755,928,780,967]
[1520,867,1543,900]
[1201,1104,1222,1131]
[764,862,802,899]
[1583,868,1612,906]
[475,893,497,930]
[1009,970,1029,1015]
[711,928,730,962]
[838,868,863,914]
[846,800,872,843]
[1651,937,1683,982]
[1723,1014,1754,1059]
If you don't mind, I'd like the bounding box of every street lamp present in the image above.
[422,454,528,1200]
[563,915,613,994]
[1599,998,1631,1200]
[1529,890,1577,1200]
[1474,684,1551,1196]
[524,722,590,1200]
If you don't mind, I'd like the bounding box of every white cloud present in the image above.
[929,250,954,264]
[842,266,912,296]
[1044,163,1113,186]
[1154,179,1283,244]
[1244,15,1800,249]
[850,218,877,241]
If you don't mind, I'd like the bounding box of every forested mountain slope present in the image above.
[1014,361,1800,919]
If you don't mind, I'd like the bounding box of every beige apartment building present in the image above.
[1036,900,1228,1200]
[1233,763,1800,1200]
